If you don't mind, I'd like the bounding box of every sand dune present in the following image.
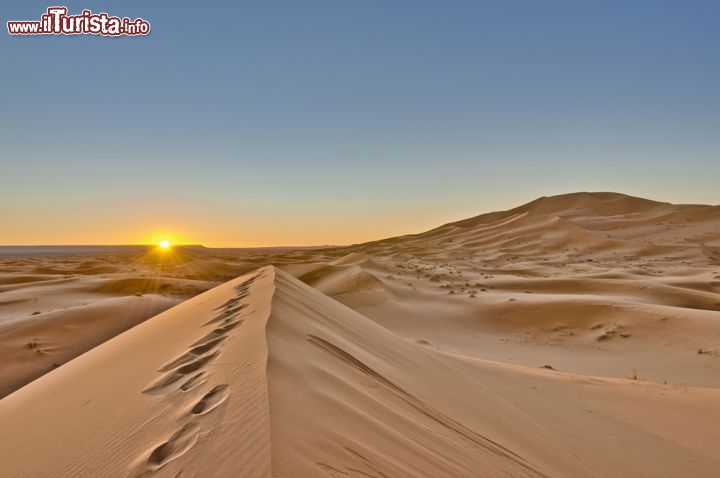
[1,192,719,476]
[0,268,274,477]
[0,263,216,398]
[1,266,718,477]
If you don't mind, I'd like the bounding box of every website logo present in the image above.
[8,7,151,36]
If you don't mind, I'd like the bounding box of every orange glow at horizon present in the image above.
[1,197,519,248]
[144,232,186,248]
[0,212,469,248]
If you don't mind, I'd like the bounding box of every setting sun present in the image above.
[159,240,171,249]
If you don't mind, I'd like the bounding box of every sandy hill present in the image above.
[339,192,720,265]
[1,192,719,477]
[285,193,720,392]
[1,266,719,477]
[3,192,720,401]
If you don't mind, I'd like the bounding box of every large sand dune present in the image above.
[1,266,718,477]
[1,192,719,476]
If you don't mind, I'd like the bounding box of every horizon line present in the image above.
[0,244,340,249]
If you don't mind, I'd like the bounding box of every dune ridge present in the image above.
[1,192,719,477]
[1,266,719,477]
[0,268,274,477]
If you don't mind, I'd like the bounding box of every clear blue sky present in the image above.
[2,1,719,246]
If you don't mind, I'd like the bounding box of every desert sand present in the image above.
[0,192,719,477]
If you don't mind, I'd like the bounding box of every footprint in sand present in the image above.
[180,372,208,392]
[204,304,248,325]
[190,384,230,415]
[147,423,201,469]
[191,320,244,347]
[158,337,228,373]
[143,351,221,394]
[131,273,259,475]
[214,319,243,334]
[213,296,242,311]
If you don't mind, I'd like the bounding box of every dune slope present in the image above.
[1,266,718,477]
[0,267,274,478]
[3,192,719,400]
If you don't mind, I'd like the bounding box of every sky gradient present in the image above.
[2,1,719,246]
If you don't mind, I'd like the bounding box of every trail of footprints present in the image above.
[133,273,263,475]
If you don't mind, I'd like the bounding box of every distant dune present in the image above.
[1,192,719,476]
[343,191,720,262]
